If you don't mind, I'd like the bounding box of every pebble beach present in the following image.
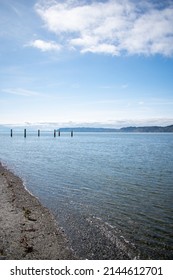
[0,162,77,260]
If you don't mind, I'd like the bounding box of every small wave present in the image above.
[86,215,140,260]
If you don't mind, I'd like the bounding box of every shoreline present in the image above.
[0,162,78,260]
[0,162,140,260]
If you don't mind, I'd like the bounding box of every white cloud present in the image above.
[34,0,173,56]
[81,43,119,55]
[122,7,173,55]
[30,39,62,52]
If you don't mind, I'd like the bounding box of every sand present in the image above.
[0,162,77,260]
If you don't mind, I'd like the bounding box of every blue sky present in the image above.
[0,0,173,128]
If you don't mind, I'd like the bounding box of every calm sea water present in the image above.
[0,131,173,259]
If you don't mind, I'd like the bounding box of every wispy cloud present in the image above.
[32,0,173,56]
[29,39,62,52]
[3,88,42,97]
[8,3,21,17]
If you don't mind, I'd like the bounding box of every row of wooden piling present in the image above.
[10,129,74,137]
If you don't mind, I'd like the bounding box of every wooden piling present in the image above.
[54,129,56,137]
[71,130,73,137]
[24,129,26,138]
[38,130,40,137]
[10,129,13,137]
[58,130,60,137]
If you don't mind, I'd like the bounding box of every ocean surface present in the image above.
[0,131,173,259]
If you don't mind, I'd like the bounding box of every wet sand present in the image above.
[0,162,77,260]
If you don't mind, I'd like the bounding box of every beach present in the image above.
[0,162,77,260]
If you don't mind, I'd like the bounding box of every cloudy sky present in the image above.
[0,0,173,127]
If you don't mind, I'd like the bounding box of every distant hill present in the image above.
[58,125,173,133]
[119,125,173,133]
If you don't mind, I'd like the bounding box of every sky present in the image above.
[0,0,173,128]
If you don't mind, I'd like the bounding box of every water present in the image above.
[0,131,173,259]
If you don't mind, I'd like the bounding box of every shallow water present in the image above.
[0,132,173,259]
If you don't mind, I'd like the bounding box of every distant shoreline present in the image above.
[57,125,173,133]
[0,124,173,133]
[0,162,77,260]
